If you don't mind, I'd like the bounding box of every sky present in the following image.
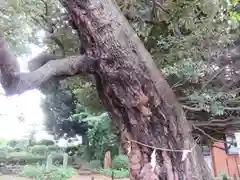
[0,44,82,146]
[0,44,50,140]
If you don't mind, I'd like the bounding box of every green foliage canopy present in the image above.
[1,0,240,141]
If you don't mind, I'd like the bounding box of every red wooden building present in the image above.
[203,135,240,178]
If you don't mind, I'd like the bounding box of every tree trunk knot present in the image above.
[133,90,152,116]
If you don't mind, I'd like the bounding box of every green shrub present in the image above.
[0,150,7,165]
[72,155,87,166]
[48,145,60,152]
[0,147,7,153]
[38,140,55,146]
[112,155,129,170]
[220,173,229,180]
[82,160,101,170]
[46,167,77,180]
[48,152,72,166]
[13,148,22,152]
[6,146,14,153]
[13,141,29,152]
[21,165,76,180]
[7,140,18,147]
[6,151,45,165]
[20,165,45,178]
[0,146,14,153]
[50,152,64,165]
[0,151,6,158]
[0,139,8,146]
[30,145,48,155]
[100,168,130,178]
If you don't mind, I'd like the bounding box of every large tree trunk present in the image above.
[59,0,214,180]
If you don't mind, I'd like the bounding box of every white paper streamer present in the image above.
[127,142,131,155]
[150,149,156,171]
[181,150,191,161]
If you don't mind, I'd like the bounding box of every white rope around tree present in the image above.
[127,137,200,171]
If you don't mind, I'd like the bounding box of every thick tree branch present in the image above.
[0,28,98,95]
[199,66,226,93]
[193,119,240,128]
[2,55,97,95]
[182,104,240,111]
[190,115,240,136]
[152,0,169,14]
[193,125,224,143]
[40,0,49,16]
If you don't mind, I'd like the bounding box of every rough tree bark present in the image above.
[0,0,214,180]
[59,1,213,180]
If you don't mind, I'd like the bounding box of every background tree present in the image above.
[40,79,89,139]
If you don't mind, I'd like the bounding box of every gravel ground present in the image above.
[70,174,129,180]
[0,175,29,180]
